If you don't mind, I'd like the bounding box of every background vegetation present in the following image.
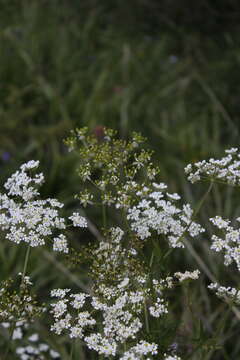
[1,1,240,358]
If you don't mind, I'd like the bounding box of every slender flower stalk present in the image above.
[21,245,31,287]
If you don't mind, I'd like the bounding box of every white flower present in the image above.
[174,270,200,282]
[185,148,240,185]
[69,212,87,227]
[69,326,84,339]
[70,293,88,309]
[118,278,129,289]
[4,160,43,201]
[50,314,72,335]
[225,148,238,154]
[12,327,23,340]
[167,192,181,200]
[1,322,10,328]
[208,283,240,304]
[210,216,240,270]
[164,355,181,360]
[149,298,168,317]
[50,349,60,358]
[0,162,66,251]
[120,341,158,359]
[53,234,69,253]
[39,343,49,351]
[51,288,71,298]
[84,333,117,356]
[153,182,168,190]
[210,216,230,229]
[28,333,39,342]
[127,186,204,248]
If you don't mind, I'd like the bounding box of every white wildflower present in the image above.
[208,283,240,304]
[84,333,117,356]
[127,186,204,248]
[120,341,158,359]
[210,216,230,229]
[1,322,10,328]
[53,234,69,253]
[70,293,88,309]
[28,333,39,342]
[69,212,87,227]
[185,148,240,185]
[39,343,49,351]
[174,270,200,282]
[51,288,71,298]
[49,349,60,358]
[149,298,168,317]
[118,278,130,289]
[210,216,240,270]
[12,327,23,340]
[164,355,181,360]
[0,162,67,251]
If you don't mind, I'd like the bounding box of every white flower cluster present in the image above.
[174,270,200,282]
[208,283,240,304]
[0,161,68,252]
[69,212,88,227]
[164,355,181,360]
[0,321,60,359]
[127,183,204,248]
[16,342,60,360]
[4,160,44,201]
[185,148,240,185]
[50,289,95,337]
[50,274,169,358]
[119,341,158,359]
[53,234,68,253]
[210,216,240,270]
[49,222,189,358]
[84,333,117,357]
[92,227,138,281]
[149,298,168,317]
[152,277,174,291]
[51,280,163,360]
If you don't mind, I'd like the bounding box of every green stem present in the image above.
[207,304,234,359]
[70,341,74,360]
[176,181,214,247]
[149,251,155,268]
[144,300,150,333]
[193,181,214,218]
[21,245,31,285]
[102,203,107,228]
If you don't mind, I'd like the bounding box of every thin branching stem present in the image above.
[21,245,31,286]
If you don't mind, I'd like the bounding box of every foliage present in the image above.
[1,128,240,359]
[1,0,240,201]
[1,2,240,358]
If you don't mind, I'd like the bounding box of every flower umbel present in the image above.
[0,161,68,252]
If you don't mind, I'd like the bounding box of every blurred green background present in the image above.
[1,0,240,199]
[1,1,240,357]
